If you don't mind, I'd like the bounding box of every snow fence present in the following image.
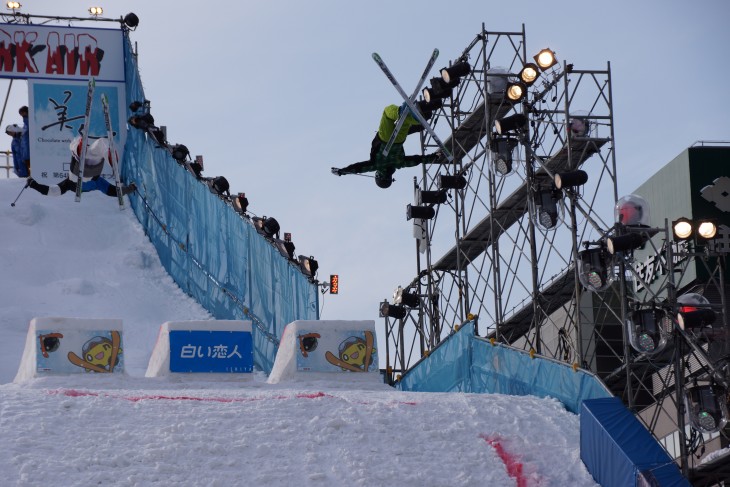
[396,321,612,414]
[119,34,318,374]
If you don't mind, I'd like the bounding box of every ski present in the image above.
[74,77,96,202]
[381,48,439,157]
[101,94,125,209]
[372,53,453,162]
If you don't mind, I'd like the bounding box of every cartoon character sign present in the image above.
[295,329,377,373]
[67,331,122,373]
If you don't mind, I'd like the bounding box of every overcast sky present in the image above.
[2,0,728,325]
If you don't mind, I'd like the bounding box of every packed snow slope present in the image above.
[0,178,598,486]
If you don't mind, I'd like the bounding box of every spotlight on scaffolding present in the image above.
[379,300,407,320]
[577,243,613,293]
[534,48,558,71]
[627,306,669,355]
[440,61,471,84]
[685,383,729,434]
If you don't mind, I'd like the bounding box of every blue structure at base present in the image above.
[397,322,611,414]
[581,397,690,487]
[119,34,318,373]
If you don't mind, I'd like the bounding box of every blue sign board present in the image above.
[169,330,253,373]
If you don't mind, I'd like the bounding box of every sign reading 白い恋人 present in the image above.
[0,23,125,82]
[169,330,253,373]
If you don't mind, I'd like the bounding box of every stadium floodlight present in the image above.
[6,1,21,11]
[88,6,103,16]
[534,48,558,71]
[672,217,717,243]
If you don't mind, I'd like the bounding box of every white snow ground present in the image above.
[0,178,599,486]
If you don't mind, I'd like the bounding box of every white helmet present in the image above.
[5,124,21,135]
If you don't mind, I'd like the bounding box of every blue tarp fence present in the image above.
[119,33,318,373]
[397,321,612,414]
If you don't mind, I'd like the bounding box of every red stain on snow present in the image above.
[480,434,530,487]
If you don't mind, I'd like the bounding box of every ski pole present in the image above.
[10,180,29,207]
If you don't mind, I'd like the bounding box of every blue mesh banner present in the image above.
[120,34,318,373]
[398,322,612,414]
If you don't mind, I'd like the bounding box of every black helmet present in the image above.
[375,169,394,189]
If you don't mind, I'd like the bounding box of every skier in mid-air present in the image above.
[332,101,441,188]
[26,136,136,198]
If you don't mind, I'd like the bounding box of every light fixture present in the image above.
[518,63,540,86]
[614,194,650,227]
[275,233,296,261]
[406,204,435,221]
[379,300,407,320]
[495,113,528,135]
[673,217,693,241]
[697,220,718,240]
[606,232,645,255]
[253,216,280,239]
[233,192,248,214]
[6,1,21,11]
[128,113,155,131]
[422,77,456,103]
[298,255,319,280]
[675,293,715,331]
[440,61,471,84]
[577,245,613,292]
[123,12,139,29]
[393,286,420,308]
[628,307,669,355]
[554,170,588,190]
[685,384,729,434]
[533,48,557,71]
[505,81,527,102]
[88,6,103,16]
[171,144,189,162]
[419,189,448,205]
[439,174,467,190]
[490,136,518,176]
[533,187,562,230]
[207,176,230,197]
[414,98,442,121]
[569,117,590,137]
[672,217,718,243]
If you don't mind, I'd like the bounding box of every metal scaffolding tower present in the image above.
[384,24,618,380]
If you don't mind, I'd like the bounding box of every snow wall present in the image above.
[581,397,689,487]
[119,34,318,374]
[396,321,612,414]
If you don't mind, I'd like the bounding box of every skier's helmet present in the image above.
[375,168,394,189]
[5,124,21,135]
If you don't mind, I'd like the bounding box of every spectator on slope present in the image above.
[331,101,441,188]
[18,106,30,176]
[26,135,136,198]
[5,124,27,178]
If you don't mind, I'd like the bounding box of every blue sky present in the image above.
[3,0,729,325]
